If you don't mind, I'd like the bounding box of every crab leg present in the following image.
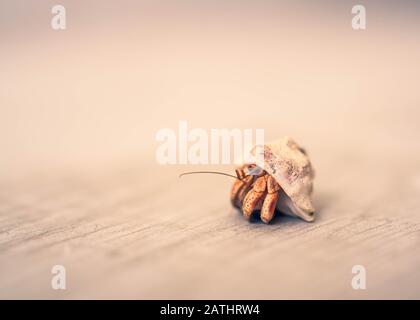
[261,175,281,223]
[230,175,253,208]
[236,176,253,206]
[230,166,253,207]
[242,175,267,220]
[230,178,244,207]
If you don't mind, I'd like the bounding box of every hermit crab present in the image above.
[230,137,315,223]
[180,137,316,224]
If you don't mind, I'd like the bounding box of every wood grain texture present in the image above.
[1,149,420,299]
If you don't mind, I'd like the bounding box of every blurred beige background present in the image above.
[1,0,420,299]
[1,0,419,176]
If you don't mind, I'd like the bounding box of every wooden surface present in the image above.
[1,1,420,299]
[1,149,420,299]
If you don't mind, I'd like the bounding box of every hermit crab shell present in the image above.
[249,137,316,222]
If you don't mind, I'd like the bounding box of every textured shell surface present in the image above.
[249,136,316,222]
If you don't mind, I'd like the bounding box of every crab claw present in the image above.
[242,175,267,220]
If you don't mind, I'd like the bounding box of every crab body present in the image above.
[231,165,281,223]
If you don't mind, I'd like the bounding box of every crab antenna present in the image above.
[179,171,240,180]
